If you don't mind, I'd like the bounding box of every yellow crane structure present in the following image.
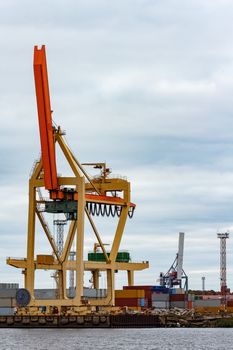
[7,45,149,314]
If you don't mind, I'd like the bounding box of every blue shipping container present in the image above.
[139,298,145,307]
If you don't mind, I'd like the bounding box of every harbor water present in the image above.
[0,328,232,350]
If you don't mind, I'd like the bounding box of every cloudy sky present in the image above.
[1,0,233,291]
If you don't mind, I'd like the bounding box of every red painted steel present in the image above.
[115,298,140,307]
[170,294,185,301]
[50,190,136,207]
[33,45,58,190]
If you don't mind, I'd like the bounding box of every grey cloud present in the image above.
[1,0,233,290]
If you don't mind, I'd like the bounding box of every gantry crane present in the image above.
[7,45,149,313]
[159,232,188,292]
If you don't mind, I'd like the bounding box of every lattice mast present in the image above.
[217,232,229,293]
[53,220,67,257]
[69,251,76,289]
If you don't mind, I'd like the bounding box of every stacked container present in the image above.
[123,286,153,308]
[170,293,186,309]
[115,289,145,310]
[151,292,169,309]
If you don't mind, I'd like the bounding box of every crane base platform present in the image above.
[0,314,161,328]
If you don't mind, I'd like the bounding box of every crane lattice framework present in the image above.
[69,251,76,290]
[7,45,148,312]
[54,220,67,257]
[217,232,229,293]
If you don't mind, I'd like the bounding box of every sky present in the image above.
[1,0,233,291]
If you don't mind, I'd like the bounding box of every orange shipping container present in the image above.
[115,290,145,299]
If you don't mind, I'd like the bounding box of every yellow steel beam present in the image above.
[36,209,61,264]
[109,182,130,263]
[7,258,148,271]
[25,183,36,297]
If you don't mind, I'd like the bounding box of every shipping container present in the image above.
[170,301,186,309]
[0,283,19,289]
[202,295,222,300]
[115,298,140,307]
[151,292,169,301]
[152,301,169,309]
[0,289,17,298]
[0,298,14,307]
[115,289,145,299]
[195,306,224,313]
[175,288,185,294]
[170,294,186,302]
[152,286,169,293]
[123,286,153,290]
[0,307,15,315]
[194,299,221,308]
[123,286,153,307]
[139,298,145,307]
[227,300,233,307]
[88,251,130,262]
[169,288,176,295]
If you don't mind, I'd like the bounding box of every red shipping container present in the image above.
[227,300,233,307]
[115,298,140,307]
[123,286,153,290]
[170,294,185,302]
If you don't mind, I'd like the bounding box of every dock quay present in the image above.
[0,311,232,328]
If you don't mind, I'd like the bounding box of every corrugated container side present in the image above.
[170,301,186,309]
[170,294,185,301]
[195,306,224,313]
[152,286,169,293]
[194,299,221,307]
[0,298,14,307]
[0,307,14,315]
[169,288,176,294]
[115,298,140,307]
[0,289,17,298]
[202,295,222,300]
[0,283,19,289]
[152,301,169,309]
[152,293,169,301]
[123,287,153,306]
[115,289,145,299]
[175,288,185,294]
[139,298,145,307]
[123,286,153,290]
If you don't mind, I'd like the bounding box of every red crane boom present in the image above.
[33,45,58,190]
